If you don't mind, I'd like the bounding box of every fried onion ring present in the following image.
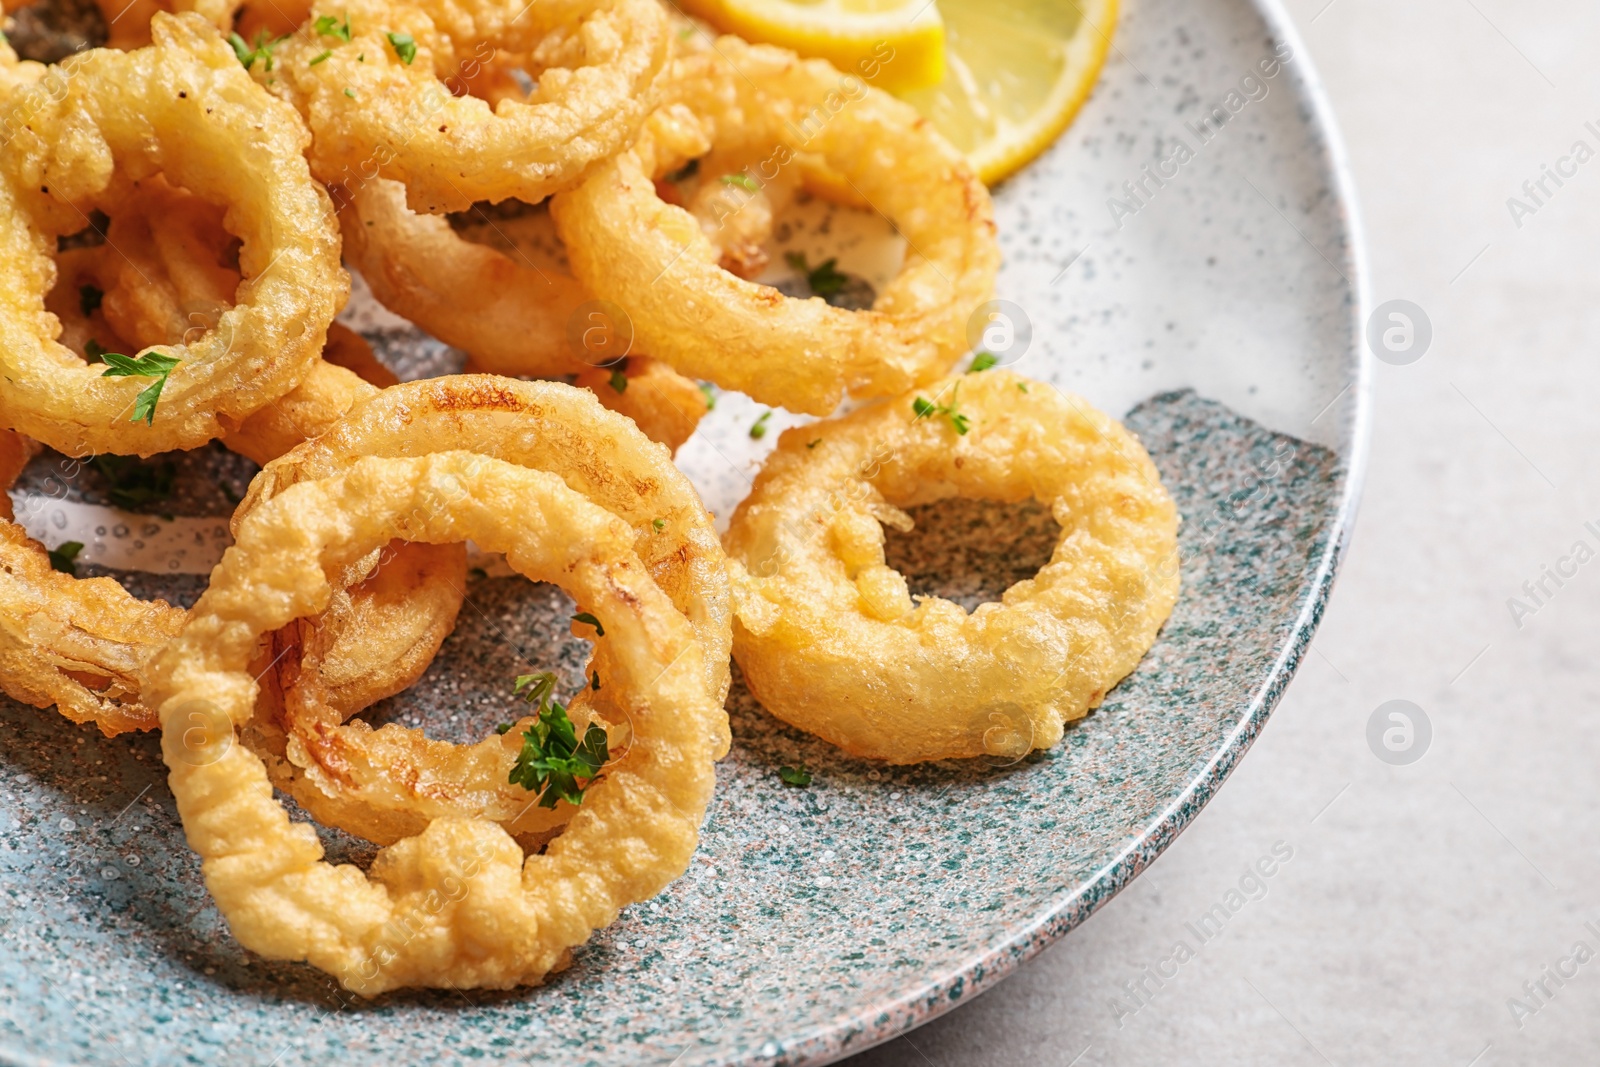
[145,450,719,993]
[0,428,184,735]
[724,370,1180,764]
[0,14,346,457]
[6,168,460,740]
[232,376,731,844]
[268,0,669,213]
[550,35,999,415]
[341,180,710,452]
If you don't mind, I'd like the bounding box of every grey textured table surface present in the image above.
[845,1,1600,1064]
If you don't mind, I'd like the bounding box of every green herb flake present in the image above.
[784,251,848,299]
[666,158,700,183]
[721,172,759,192]
[749,410,772,439]
[309,49,333,65]
[386,31,416,64]
[344,88,356,98]
[652,518,666,532]
[508,672,609,808]
[911,383,971,435]
[47,541,84,576]
[607,368,628,393]
[778,764,812,787]
[79,284,103,317]
[229,30,287,72]
[571,611,605,637]
[495,722,514,735]
[968,351,999,373]
[313,14,352,41]
[83,339,110,364]
[1017,382,1029,393]
[805,438,822,449]
[698,381,716,410]
[98,349,181,425]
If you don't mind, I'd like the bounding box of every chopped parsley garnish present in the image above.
[784,252,848,299]
[572,611,605,637]
[652,518,666,532]
[387,31,416,64]
[98,350,181,425]
[313,14,352,40]
[805,439,821,449]
[778,764,812,787]
[749,410,772,439]
[495,722,513,735]
[1017,382,1029,393]
[677,24,694,40]
[698,381,716,410]
[309,49,333,65]
[79,284,102,317]
[88,454,176,512]
[229,30,287,72]
[47,541,83,576]
[607,368,628,393]
[721,172,759,192]
[344,88,357,98]
[968,351,999,373]
[83,339,110,364]
[911,384,971,435]
[507,671,610,808]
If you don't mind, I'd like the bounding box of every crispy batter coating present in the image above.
[144,452,720,993]
[232,377,731,844]
[0,14,346,457]
[724,371,1180,764]
[263,0,669,213]
[551,34,999,415]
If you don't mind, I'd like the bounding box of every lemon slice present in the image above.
[675,0,947,94]
[899,0,1117,184]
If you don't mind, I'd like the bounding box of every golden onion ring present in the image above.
[144,450,720,993]
[724,370,1180,764]
[231,376,731,845]
[550,34,999,415]
[0,428,184,736]
[0,14,346,457]
[267,0,669,213]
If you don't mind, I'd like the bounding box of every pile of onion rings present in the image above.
[0,0,1178,998]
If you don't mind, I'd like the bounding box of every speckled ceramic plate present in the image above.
[0,0,1368,1063]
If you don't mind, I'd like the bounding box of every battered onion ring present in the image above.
[550,35,999,415]
[8,176,459,739]
[724,370,1180,764]
[0,14,346,457]
[342,180,708,452]
[340,178,590,378]
[144,451,719,993]
[267,0,669,213]
[232,376,731,845]
[0,429,184,736]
